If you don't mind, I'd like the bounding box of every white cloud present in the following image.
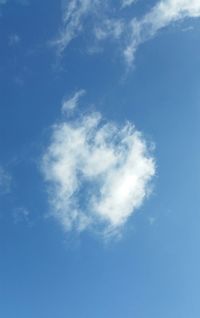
[54,0,200,66]
[124,0,200,65]
[0,166,11,194]
[62,89,85,114]
[121,0,137,8]
[41,111,155,237]
[94,19,124,41]
[53,0,100,55]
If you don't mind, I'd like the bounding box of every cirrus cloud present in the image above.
[53,0,200,67]
[53,0,101,55]
[124,0,200,65]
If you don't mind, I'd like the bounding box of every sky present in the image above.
[0,0,200,317]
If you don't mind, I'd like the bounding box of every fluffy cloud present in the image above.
[41,110,155,237]
[62,89,85,114]
[124,0,200,65]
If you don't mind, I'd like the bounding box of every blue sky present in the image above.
[0,0,200,317]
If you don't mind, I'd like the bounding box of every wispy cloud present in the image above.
[0,166,11,194]
[62,89,85,114]
[53,0,100,55]
[94,19,124,41]
[121,0,137,8]
[124,0,200,65]
[41,104,155,238]
[54,0,200,66]
[13,207,30,224]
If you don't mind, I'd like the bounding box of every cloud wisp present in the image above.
[62,89,86,114]
[41,101,155,238]
[54,0,200,66]
[13,207,30,224]
[53,0,100,55]
[121,0,137,8]
[0,166,11,194]
[124,0,200,65]
[94,18,125,41]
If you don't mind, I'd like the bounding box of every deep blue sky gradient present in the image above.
[0,1,200,317]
